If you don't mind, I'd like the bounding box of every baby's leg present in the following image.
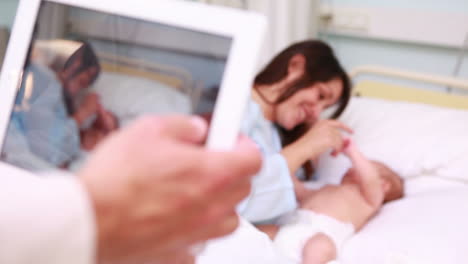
[302,233,336,264]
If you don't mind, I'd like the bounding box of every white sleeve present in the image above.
[238,101,297,223]
[237,153,297,223]
[0,170,96,264]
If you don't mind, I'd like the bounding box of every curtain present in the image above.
[199,0,319,69]
[0,27,9,69]
[36,4,68,40]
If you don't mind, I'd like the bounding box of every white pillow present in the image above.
[314,97,468,183]
[91,72,191,126]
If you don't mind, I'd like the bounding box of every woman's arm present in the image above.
[281,142,321,201]
[237,153,298,223]
[281,120,353,201]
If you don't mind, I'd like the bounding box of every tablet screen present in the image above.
[1,1,232,172]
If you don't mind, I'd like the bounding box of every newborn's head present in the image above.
[373,161,404,203]
[341,161,404,203]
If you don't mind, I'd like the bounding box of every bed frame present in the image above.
[97,52,198,93]
[97,51,205,112]
[350,65,468,110]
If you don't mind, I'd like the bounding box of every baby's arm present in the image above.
[344,141,384,208]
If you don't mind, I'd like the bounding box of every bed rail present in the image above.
[97,51,196,93]
[350,65,468,91]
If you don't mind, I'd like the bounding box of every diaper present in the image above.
[273,209,355,263]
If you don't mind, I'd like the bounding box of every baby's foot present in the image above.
[302,233,337,264]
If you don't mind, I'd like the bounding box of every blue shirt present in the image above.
[6,63,80,168]
[237,100,297,224]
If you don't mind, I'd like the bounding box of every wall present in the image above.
[0,0,229,89]
[327,0,468,13]
[320,0,468,91]
[0,0,19,28]
[0,0,19,68]
[66,6,231,89]
[197,0,320,69]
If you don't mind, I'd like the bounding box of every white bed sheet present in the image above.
[199,97,468,264]
[314,97,468,264]
[198,178,468,264]
[342,176,468,264]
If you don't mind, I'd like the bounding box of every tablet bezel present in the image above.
[0,0,266,174]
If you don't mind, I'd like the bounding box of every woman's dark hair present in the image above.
[255,40,352,179]
[62,41,101,115]
[63,41,101,84]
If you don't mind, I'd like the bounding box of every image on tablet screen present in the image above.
[1,2,232,172]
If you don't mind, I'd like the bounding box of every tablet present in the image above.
[0,0,266,173]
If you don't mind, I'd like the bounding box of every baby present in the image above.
[80,105,119,151]
[273,140,404,264]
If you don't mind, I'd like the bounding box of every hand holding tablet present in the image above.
[0,0,266,263]
[0,0,266,172]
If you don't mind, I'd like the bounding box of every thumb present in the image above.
[157,115,208,144]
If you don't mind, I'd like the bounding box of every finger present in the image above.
[342,140,366,165]
[135,115,208,144]
[327,120,354,134]
[134,248,194,264]
[146,169,250,247]
[183,212,240,246]
[203,136,261,182]
[231,136,262,171]
[330,132,345,157]
[157,209,239,253]
[334,138,351,157]
[161,250,195,264]
[204,177,252,212]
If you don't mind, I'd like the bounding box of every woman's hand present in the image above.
[300,119,353,157]
[95,106,119,133]
[80,128,106,151]
[73,93,100,127]
[78,115,261,264]
[281,120,352,187]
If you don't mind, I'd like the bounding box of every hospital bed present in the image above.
[200,65,468,264]
[91,51,198,126]
[67,50,198,171]
[32,38,202,127]
[312,65,468,263]
[31,38,199,124]
[17,41,199,172]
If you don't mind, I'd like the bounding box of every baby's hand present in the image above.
[96,106,119,133]
[343,140,377,181]
[343,140,384,207]
[342,139,359,159]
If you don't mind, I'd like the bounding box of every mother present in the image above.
[239,40,352,223]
